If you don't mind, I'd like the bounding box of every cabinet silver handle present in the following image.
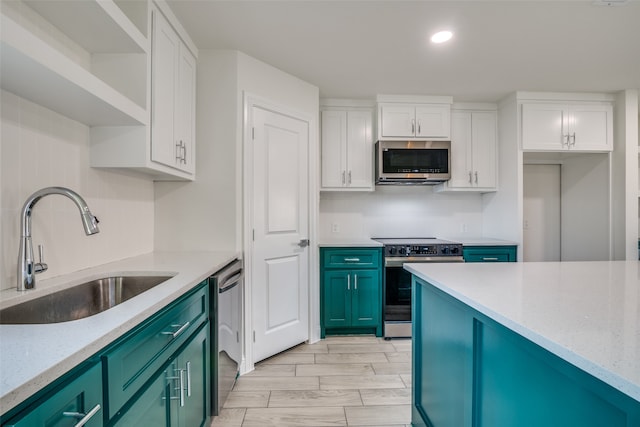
[348,171,352,185]
[417,121,421,135]
[161,321,190,339]
[468,171,473,184]
[482,257,499,261]
[570,132,576,147]
[176,141,182,161]
[475,171,478,184]
[344,258,360,262]
[411,119,415,134]
[63,404,101,427]
[179,368,185,407]
[182,142,187,164]
[354,274,358,290]
[342,171,346,185]
[347,274,350,291]
[186,361,192,397]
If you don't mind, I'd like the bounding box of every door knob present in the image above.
[298,239,310,248]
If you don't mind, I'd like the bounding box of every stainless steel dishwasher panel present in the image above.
[210,258,243,416]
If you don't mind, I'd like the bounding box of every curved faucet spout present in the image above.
[18,187,100,291]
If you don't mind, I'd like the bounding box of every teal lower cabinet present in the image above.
[115,325,210,427]
[3,363,103,427]
[320,247,383,338]
[0,280,210,427]
[462,245,517,262]
[412,276,640,427]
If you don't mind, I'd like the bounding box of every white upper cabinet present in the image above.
[151,7,196,175]
[321,104,374,191]
[437,108,497,192]
[521,101,613,152]
[379,103,451,140]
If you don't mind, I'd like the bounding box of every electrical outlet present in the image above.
[331,223,340,233]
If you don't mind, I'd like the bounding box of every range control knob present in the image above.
[451,247,460,254]
[441,247,450,254]
[399,247,406,255]
[389,247,397,255]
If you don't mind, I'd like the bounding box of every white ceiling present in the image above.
[166,0,640,102]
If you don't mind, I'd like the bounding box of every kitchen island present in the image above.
[405,261,640,427]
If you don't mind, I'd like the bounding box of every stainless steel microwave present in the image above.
[375,140,451,184]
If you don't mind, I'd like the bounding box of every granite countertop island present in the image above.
[405,260,640,426]
[0,251,237,416]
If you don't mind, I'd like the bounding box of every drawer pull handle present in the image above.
[482,257,499,261]
[161,321,191,339]
[63,404,101,427]
[186,361,192,397]
[344,258,360,262]
[179,368,186,407]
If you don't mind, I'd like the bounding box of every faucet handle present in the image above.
[34,244,48,274]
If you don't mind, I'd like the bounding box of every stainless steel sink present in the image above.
[0,275,173,324]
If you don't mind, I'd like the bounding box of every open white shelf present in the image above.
[1,13,147,126]
[24,0,147,53]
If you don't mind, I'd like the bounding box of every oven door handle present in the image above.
[385,256,464,267]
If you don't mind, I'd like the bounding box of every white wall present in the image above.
[0,91,155,290]
[319,186,483,240]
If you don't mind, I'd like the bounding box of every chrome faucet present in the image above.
[18,187,100,291]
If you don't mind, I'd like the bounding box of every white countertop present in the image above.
[0,251,237,415]
[318,238,383,247]
[455,238,518,246]
[404,261,640,402]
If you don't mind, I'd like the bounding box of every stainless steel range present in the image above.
[373,238,464,339]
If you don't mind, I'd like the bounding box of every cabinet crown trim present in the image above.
[376,94,453,104]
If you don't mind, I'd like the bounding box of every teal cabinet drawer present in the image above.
[104,281,208,419]
[4,363,103,427]
[322,248,382,269]
[463,246,517,263]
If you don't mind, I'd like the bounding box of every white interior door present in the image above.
[523,164,561,261]
[251,105,310,363]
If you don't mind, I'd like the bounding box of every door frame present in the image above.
[242,93,319,374]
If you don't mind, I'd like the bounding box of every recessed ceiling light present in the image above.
[431,30,453,44]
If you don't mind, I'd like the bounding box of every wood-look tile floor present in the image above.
[211,336,412,427]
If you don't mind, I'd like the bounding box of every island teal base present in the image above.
[412,276,640,427]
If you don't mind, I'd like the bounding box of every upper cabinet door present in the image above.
[177,47,197,174]
[415,105,451,139]
[345,110,373,189]
[151,9,180,169]
[321,110,347,188]
[568,104,612,151]
[521,103,565,150]
[448,111,473,188]
[471,111,497,188]
[379,105,416,137]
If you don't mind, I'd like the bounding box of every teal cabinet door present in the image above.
[351,269,380,327]
[4,363,103,427]
[176,326,210,427]
[114,370,170,427]
[322,270,351,328]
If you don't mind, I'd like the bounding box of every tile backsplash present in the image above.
[1,90,154,291]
